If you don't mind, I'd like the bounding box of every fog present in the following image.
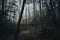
[6,0,40,23]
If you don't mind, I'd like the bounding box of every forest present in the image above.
[0,0,60,40]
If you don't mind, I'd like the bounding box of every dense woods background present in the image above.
[0,0,60,40]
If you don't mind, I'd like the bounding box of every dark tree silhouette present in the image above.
[0,0,4,26]
[49,0,56,25]
[14,0,26,40]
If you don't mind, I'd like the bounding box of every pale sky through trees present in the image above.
[0,0,47,24]
[9,0,41,23]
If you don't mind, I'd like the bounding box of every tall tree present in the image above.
[0,0,4,26]
[49,0,56,25]
[14,0,26,40]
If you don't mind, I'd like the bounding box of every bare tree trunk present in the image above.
[39,0,43,31]
[56,0,60,40]
[0,0,8,40]
[14,0,26,40]
[0,0,4,26]
[58,0,60,17]
[49,0,56,25]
